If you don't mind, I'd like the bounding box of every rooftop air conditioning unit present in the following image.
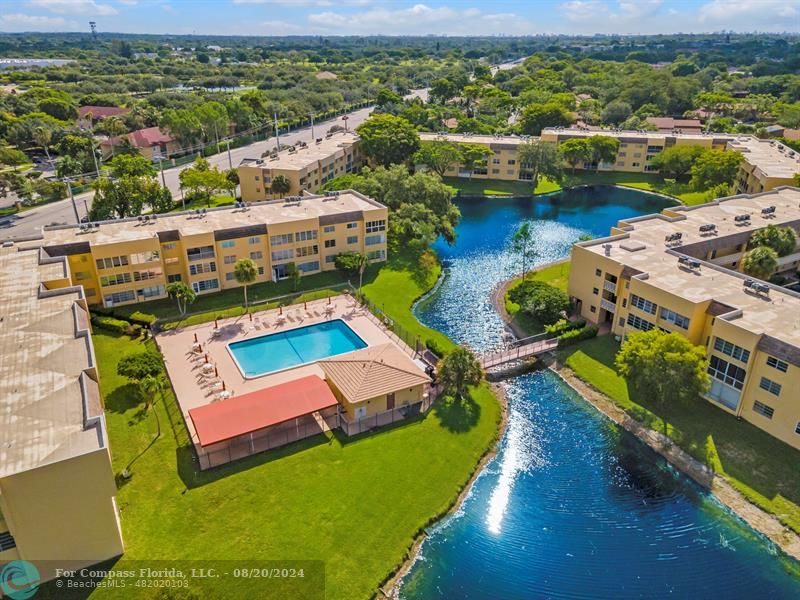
[602,244,612,256]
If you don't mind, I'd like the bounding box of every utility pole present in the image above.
[225,140,233,171]
[273,112,280,151]
[310,112,315,141]
[157,156,167,188]
[89,138,101,179]
[66,179,80,224]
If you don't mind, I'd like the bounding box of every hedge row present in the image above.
[90,314,144,337]
[90,307,157,327]
[545,318,586,336]
[557,325,599,347]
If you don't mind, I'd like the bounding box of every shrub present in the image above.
[545,318,586,336]
[508,280,571,325]
[91,314,142,337]
[425,338,445,358]
[557,325,599,347]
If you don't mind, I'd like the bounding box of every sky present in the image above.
[0,0,798,36]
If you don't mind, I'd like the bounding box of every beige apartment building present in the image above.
[238,131,363,201]
[567,187,800,450]
[27,191,387,309]
[0,244,124,581]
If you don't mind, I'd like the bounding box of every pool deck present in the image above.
[155,294,413,445]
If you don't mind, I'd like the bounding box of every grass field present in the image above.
[74,248,501,599]
[560,335,800,535]
[504,261,572,336]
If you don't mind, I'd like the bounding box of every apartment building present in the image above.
[27,191,388,309]
[419,129,799,195]
[568,187,800,449]
[0,244,124,581]
[238,131,363,201]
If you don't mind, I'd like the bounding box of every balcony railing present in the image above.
[600,299,617,313]
[603,280,618,294]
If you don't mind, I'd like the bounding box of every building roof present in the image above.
[319,343,430,404]
[188,375,337,447]
[28,191,386,250]
[646,117,703,131]
[726,137,800,180]
[239,131,360,173]
[541,126,735,144]
[0,245,106,478]
[78,105,130,120]
[103,126,173,150]
[419,131,536,147]
[580,187,800,349]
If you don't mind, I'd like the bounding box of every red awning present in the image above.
[189,375,337,447]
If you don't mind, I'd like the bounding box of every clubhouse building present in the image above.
[568,187,800,450]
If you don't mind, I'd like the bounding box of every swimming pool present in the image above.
[228,319,368,378]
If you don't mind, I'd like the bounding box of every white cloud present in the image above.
[560,0,665,32]
[0,13,79,31]
[697,0,799,30]
[261,19,306,34]
[234,0,371,6]
[28,0,118,16]
[306,3,534,35]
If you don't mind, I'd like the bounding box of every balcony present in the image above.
[603,280,618,294]
[600,299,617,313]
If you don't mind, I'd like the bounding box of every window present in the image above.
[248,236,261,245]
[225,272,236,281]
[133,268,162,282]
[191,279,219,293]
[296,245,318,258]
[660,308,690,330]
[74,271,91,281]
[592,287,599,295]
[347,236,358,245]
[632,162,640,167]
[270,233,293,246]
[250,251,263,260]
[186,246,214,262]
[167,274,182,283]
[766,356,789,373]
[367,249,386,260]
[618,152,627,157]
[492,158,501,164]
[595,268,602,277]
[753,401,774,419]
[590,305,596,313]
[271,249,294,262]
[85,288,96,297]
[492,168,500,174]
[95,255,129,270]
[189,262,216,275]
[221,240,235,248]
[104,290,135,305]
[324,239,336,249]
[258,266,264,275]
[365,234,384,246]
[297,260,320,273]
[366,220,386,233]
[162,242,176,250]
[100,273,132,287]
[296,230,317,242]
[324,225,335,233]
[224,255,236,265]
[708,356,746,390]
[137,285,164,299]
[507,159,516,165]
[627,313,654,331]
[713,337,750,363]
[618,317,625,327]
[346,222,358,230]
[759,377,781,396]
[325,254,337,263]
[630,294,657,315]
[130,250,160,264]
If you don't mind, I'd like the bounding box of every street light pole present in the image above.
[66,179,80,224]
[274,112,281,151]
[310,112,315,140]
[89,138,101,179]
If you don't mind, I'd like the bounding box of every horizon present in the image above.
[0,1,798,37]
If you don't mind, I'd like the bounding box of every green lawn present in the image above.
[560,335,800,535]
[504,262,571,337]
[170,194,236,213]
[444,176,559,197]
[76,247,502,599]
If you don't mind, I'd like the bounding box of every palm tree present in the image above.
[102,116,128,156]
[166,282,197,317]
[437,347,483,401]
[742,246,779,280]
[33,126,53,170]
[511,222,534,279]
[233,258,258,310]
[139,374,167,437]
[271,174,291,196]
[286,262,301,291]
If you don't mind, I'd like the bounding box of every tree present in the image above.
[587,135,620,166]
[748,225,797,257]
[271,174,291,195]
[334,251,368,291]
[518,102,574,135]
[742,246,779,280]
[356,114,420,167]
[517,141,563,190]
[601,100,632,125]
[108,153,156,178]
[32,125,53,167]
[559,138,592,172]
[459,144,492,179]
[511,221,535,278]
[413,141,463,177]
[649,145,705,181]
[508,280,570,325]
[615,330,710,421]
[689,150,743,190]
[390,203,439,248]
[90,176,171,220]
[179,158,231,205]
[117,351,163,383]
[166,282,197,317]
[437,346,483,401]
[233,258,258,309]
[139,373,167,416]
[429,78,458,104]
[286,262,301,291]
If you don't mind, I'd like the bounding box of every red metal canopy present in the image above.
[189,375,337,447]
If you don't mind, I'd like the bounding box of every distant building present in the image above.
[0,58,74,70]
[77,105,131,129]
[765,125,800,141]
[646,117,703,134]
[100,126,180,160]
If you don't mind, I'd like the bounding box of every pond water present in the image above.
[403,186,800,599]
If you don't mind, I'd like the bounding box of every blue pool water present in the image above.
[228,319,367,377]
[403,187,800,598]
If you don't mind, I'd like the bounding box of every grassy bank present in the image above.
[79,247,502,599]
[559,335,800,535]
[504,262,572,337]
[445,172,713,206]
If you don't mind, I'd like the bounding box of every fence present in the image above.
[355,293,426,360]
[338,396,433,437]
[197,406,339,470]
